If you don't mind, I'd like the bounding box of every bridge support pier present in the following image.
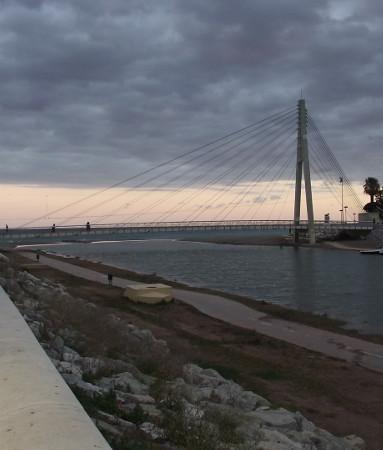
[293,99,315,244]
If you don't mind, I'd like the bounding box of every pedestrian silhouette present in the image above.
[36,253,40,262]
[51,224,56,232]
[107,273,113,286]
[86,221,91,231]
[5,224,8,232]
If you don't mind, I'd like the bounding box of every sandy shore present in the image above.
[183,235,382,251]
[322,240,382,251]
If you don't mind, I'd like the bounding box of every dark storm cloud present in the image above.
[0,0,381,187]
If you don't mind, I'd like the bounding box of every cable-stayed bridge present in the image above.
[1,99,368,244]
[0,220,373,245]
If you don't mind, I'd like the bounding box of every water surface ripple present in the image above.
[40,239,382,334]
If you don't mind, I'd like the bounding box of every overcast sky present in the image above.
[0,0,382,189]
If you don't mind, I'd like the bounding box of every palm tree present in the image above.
[363,177,380,203]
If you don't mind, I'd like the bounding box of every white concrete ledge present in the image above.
[0,286,111,450]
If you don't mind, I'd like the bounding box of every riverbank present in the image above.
[18,248,383,345]
[18,251,383,374]
[1,254,371,449]
[182,234,382,251]
[2,249,381,448]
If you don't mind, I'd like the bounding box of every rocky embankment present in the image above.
[0,258,365,450]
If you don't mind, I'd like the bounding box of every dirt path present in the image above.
[10,251,383,449]
[21,252,383,374]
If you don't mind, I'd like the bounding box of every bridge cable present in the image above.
[99,111,297,224]
[195,134,296,222]
[215,133,296,221]
[308,134,345,206]
[308,115,362,210]
[308,130,363,214]
[275,164,297,220]
[160,119,297,222]
[58,109,296,225]
[19,106,295,228]
[124,115,297,223]
[249,141,296,220]
[267,158,297,221]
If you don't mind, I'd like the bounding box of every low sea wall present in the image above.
[0,285,111,450]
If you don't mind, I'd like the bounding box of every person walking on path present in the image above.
[107,272,113,286]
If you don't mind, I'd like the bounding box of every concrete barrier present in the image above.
[123,283,173,304]
[0,286,111,450]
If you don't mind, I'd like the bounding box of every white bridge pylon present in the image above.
[294,98,315,244]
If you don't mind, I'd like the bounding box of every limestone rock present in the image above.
[182,364,225,387]
[62,346,81,363]
[96,419,123,438]
[212,382,269,411]
[81,357,106,375]
[294,412,316,433]
[29,320,43,339]
[96,410,136,433]
[121,393,155,404]
[256,429,303,450]
[239,390,270,409]
[251,408,298,431]
[125,325,169,354]
[63,373,105,397]
[98,371,149,395]
[140,404,163,421]
[140,422,166,440]
[183,401,204,420]
[51,335,65,356]
[43,345,61,361]
[343,435,366,450]
[236,419,262,441]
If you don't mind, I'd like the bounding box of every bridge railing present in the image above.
[0,220,374,242]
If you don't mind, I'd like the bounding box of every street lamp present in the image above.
[339,177,344,223]
[344,205,348,223]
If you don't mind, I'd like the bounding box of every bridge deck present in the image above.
[0,220,373,243]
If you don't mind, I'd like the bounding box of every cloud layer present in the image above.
[0,0,382,187]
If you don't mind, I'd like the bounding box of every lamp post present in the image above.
[339,177,344,223]
[344,205,348,223]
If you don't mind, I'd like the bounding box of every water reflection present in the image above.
[34,239,382,334]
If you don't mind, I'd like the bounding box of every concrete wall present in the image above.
[0,286,111,450]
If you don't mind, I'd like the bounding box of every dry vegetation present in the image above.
[5,250,383,450]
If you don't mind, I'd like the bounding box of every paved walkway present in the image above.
[21,252,383,374]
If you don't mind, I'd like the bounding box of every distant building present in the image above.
[358,212,381,224]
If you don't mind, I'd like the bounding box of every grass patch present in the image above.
[254,367,284,380]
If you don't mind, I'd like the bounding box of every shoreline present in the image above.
[18,247,383,345]
[182,235,382,251]
[4,249,383,448]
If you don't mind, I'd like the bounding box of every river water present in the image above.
[31,236,383,335]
